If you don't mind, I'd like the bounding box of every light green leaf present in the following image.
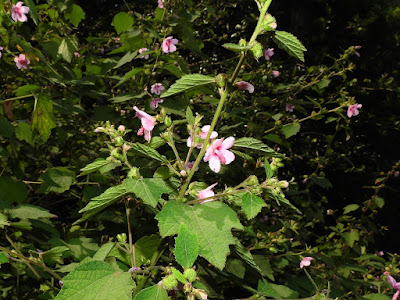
[114,68,142,88]
[162,74,215,98]
[343,204,360,214]
[175,223,198,269]
[234,137,276,154]
[273,31,307,62]
[113,52,136,69]
[14,84,40,96]
[362,294,391,300]
[55,260,135,300]
[257,279,282,299]
[343,230,360,247]
[79,184,126,214]
[112,12,134,34]
[186,107,195,125]
[374,197,385,208]
[0,253,8,265]
[264,157,273,179]
[281,122,301,139]
[58,37,79,63]
[99,160,122,174]
[93,243,115,261]
[135,235,161,266]
[42,246,69,266]
[0,176,27,204]
[79,159,116,176]
[126,142,168,163]
[171,268,187,284]
[270,283,299,299]
[222,43,254,52]
[242,192,266,220]
[134,284,168,300]
[9,204,56,220]
[124,178,169,208]
[0,213,10,228]
[39,167,76,194]
[65,4,85,27]
[156,201,243,270]
[32,93,56,142]
[15,122,34,146]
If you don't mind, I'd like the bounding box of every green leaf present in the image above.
[171,268,187,284]
[39,167,76,194]
[113,52,136,69]
[58,37,79,63]
[14,84,40,97]
[9,204,56,220]
[175,223,198,269]
[257,279,282,299]
[0,176,28,204]
[126,142,168,163]
[79,184,126,214]
[65,4,85,27]
[112,12,134,34]
[343,204,360,214]
[124,178,169,208]
[234,137,276,154]
[135,235,161,266]
[42,246,69,266]
[270,283,299,299]
[374,197,385,208]
[281,123,301,139]
[114,68,142,88]
[15,122,34,146]
[362,294,391,300]
[0,116,14,138]
[186,107,195,125]
[92,243,115,261]
[109,92,147,103]
[241,192,266,220]
[134,284,168,300]
[0,213,10,228]
[80,159,116,176]
[272,31,307,62]
[343,230,360,247]
[156,201,243,270]
[222,43,254,52]
[55,260,135,300]
[0,253,8,265]
[264,157,273,179]
[310,175,333,189]
[162,74,215,98]
[32,93,56,142]
[24,0,39,25]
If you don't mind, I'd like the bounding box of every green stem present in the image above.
[125,204,136,268]
[166,129,184,170]
[0,94,34,104]
[185,189,246,205]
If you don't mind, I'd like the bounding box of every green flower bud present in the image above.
[127,167,140,179]
[116,233,127,243]
[160,108,167,119]
[115,136,124,147]
[250,42,263,60]
[162,275,178,290]
[216,74,226,88]
[239,39,247,47]
[246,175,259,186]
[262,14,277,31]
[277,180,289,188]
[164,116,172,127]
[183,269,197,282]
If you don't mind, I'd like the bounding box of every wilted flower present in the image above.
[138,48,150,59]
[264,48,274,61]
[286,103,295,112]
[387,275,400,300]
[14,54,30,69]
[11,2,30,23]
[204,137,235,173]
[150,98,164,109]
[162,36,178,53]
[158,0,165,8]
[133,106,155,143]
[94,127,105,133]
[187,125,218,148]
[347,103,362,118]
[198,183,218,202]
[300,257,314,268]
[99,47,105,54]
[151,83,165,95]
[272,70,280,78]
[236,81,254,93]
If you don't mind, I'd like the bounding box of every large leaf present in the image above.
[58,37,79,63]
[124,178,169,208]
[241,193,266,219]
[257,279,282,299]
[39,167,76,194]
[134,235,161,266]
[55,260,135,300]
[156,201,243,270]
[234,137,276,154]
[175,223,198,269]
[112,12,134,34]
[273,31,307,62]
[79,158,119,176]
[134,284,168,300]
[162,74,215,97]
[79,184,126,214]
[126,142,168,163]
[9,204,56,220]
[0,176,27,204]
[281,122,301,139]
[32,93,56,142]
[65,4,85,27]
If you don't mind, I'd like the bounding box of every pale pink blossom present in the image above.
[187,125,218,148]
[272,70,280,78]
[204,137,235,173]
[11,2,30,22]
[150,98,164,109]
[264,48,274,61]
[151,83,165,95]
[194,288,208,299]
[139,48,150,59]
[100,47,105,54]
[286,103,295,112]
[347,103,362,118]
[118,125,125,132]
[236,81,254,93]
[162,36,178,53]
[387,275,400,300]
[14,54,30,69]
[300,257,314,268]
[0,46,3,58]
[198,183,218,202]
[115,37,120,43]
[74,52,80,57]
[158,0,165,8]
[94,127,105,133]
[133,106,156,143]
[120,110,126,115]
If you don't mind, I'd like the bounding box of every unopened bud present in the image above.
[247,175,259,186]
[164,116,172,127]
[127,167,140,179]
[160,108,167,119]
[277,180,289,188]
[123,144,131,153]
[184,268,197,282]
[118,125,125,132]
[115,136,124,147]
[180,170,187,177]
[250,42,263,60]
[216,74,226,88]
[116,233,127,242]
[162,275,178,290]
[239,39,247,47]
[194,288,208,300]
[262,14,277,31]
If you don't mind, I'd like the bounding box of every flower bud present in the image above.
[116,233,127,243]
[250,42,263,60]
[262,14,277,31]
[164,116,172,127]
[160,108,167,119]
[246,175,259,186]
[216,74,226,88]
[118,125,125,132]
[277,180,289,189]
[184,268,197,282]
[239,39,247,47]
[123,144,131,153]
[127,167,140,179]
[115,136,124,147]
[162,275,178,290]
[161,131,170,140]
[194,288,208,300]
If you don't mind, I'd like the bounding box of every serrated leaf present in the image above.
[92,243,115,261]
[15,122,34,146]
[134,284,168,300]
[162,74,215,98]
[343,230,359,247]
[79,184,126,214]
[42,246,69,266]
[186,107,195,125]
[135,235,161,266]
[80,159,115,176]
[234,137,276,154]
[39,167,76,194]
[362,294,391,300]
[112,12,134,34]
[9,204,56,220]
[222,43,254,52]
[343,204,359,214]
[55,260,135,300]
[172,268,187,284]
[32,93,56,142]
[0,176,27,204]
[156,201,243,270]
[175,223,198,269]
[65,4,85,27]
[126,142,168,163]
[242,193,266,220]
[124,178,169,208]
[281,122,301,139]
[273,31,307,62]
[257,279,282,299]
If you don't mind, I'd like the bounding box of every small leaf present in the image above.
[257,279,283,299]
[374,197,385,208]
[124,178,169,208]
[14,84,40,96]
[126,142,168,163]
[175,223,198,269]
[58,37,79,63]
[42,246,69,266]
[112,12,134,34]
[0,253,9,265]
[134,284,168,300]
[162,74,215,98]
[65,4,85,27]
[114,68,142,88]
[171,268,187,284]
[32,93,56,142]
[15,122,34,146]
[222,43,254,52]
[39,167,76,194]
[242,193,266,220]
[186,107,195,125]
[234,137,276,154]
[135,235,161,266]
[93,243,115,261]
[264,157,273,179]
[80,159,116,176]
[9,204,56,220]
[343,204,359,214]
[113,52,136,69]
[79,184,126,214]
[272,31,307,62]
[343,230,360,247]
[0,213,10,228]
[281,123,301,139]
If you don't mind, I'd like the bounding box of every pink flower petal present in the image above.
[208,155,221,173]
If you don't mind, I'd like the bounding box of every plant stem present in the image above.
[125,203,136,268]
[166,129,184,170]
[0,94,34,104]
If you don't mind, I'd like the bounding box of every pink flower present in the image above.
[162,36,178,53]
[300,257,314,269]
[387,275,400,300]
[139,48,150,59]
[115,37,120,43]
[236,81,254,93]
[347,103,362,118]
[158,0,165,8]
[133,106,156,143]
[151,83,165,95]
[0,46,3,58]
[264,48,274,61]
[120,110,126,115]
[11,2,30,22]
[272,70,280,77]
[286,103,295,112]
[14,54,30,69]
[150,98,164,109]
[100,47,105,54]
[204,137,235,173]
[198,183,218,202]
[187,125,218,148]
[74,52,80,57]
